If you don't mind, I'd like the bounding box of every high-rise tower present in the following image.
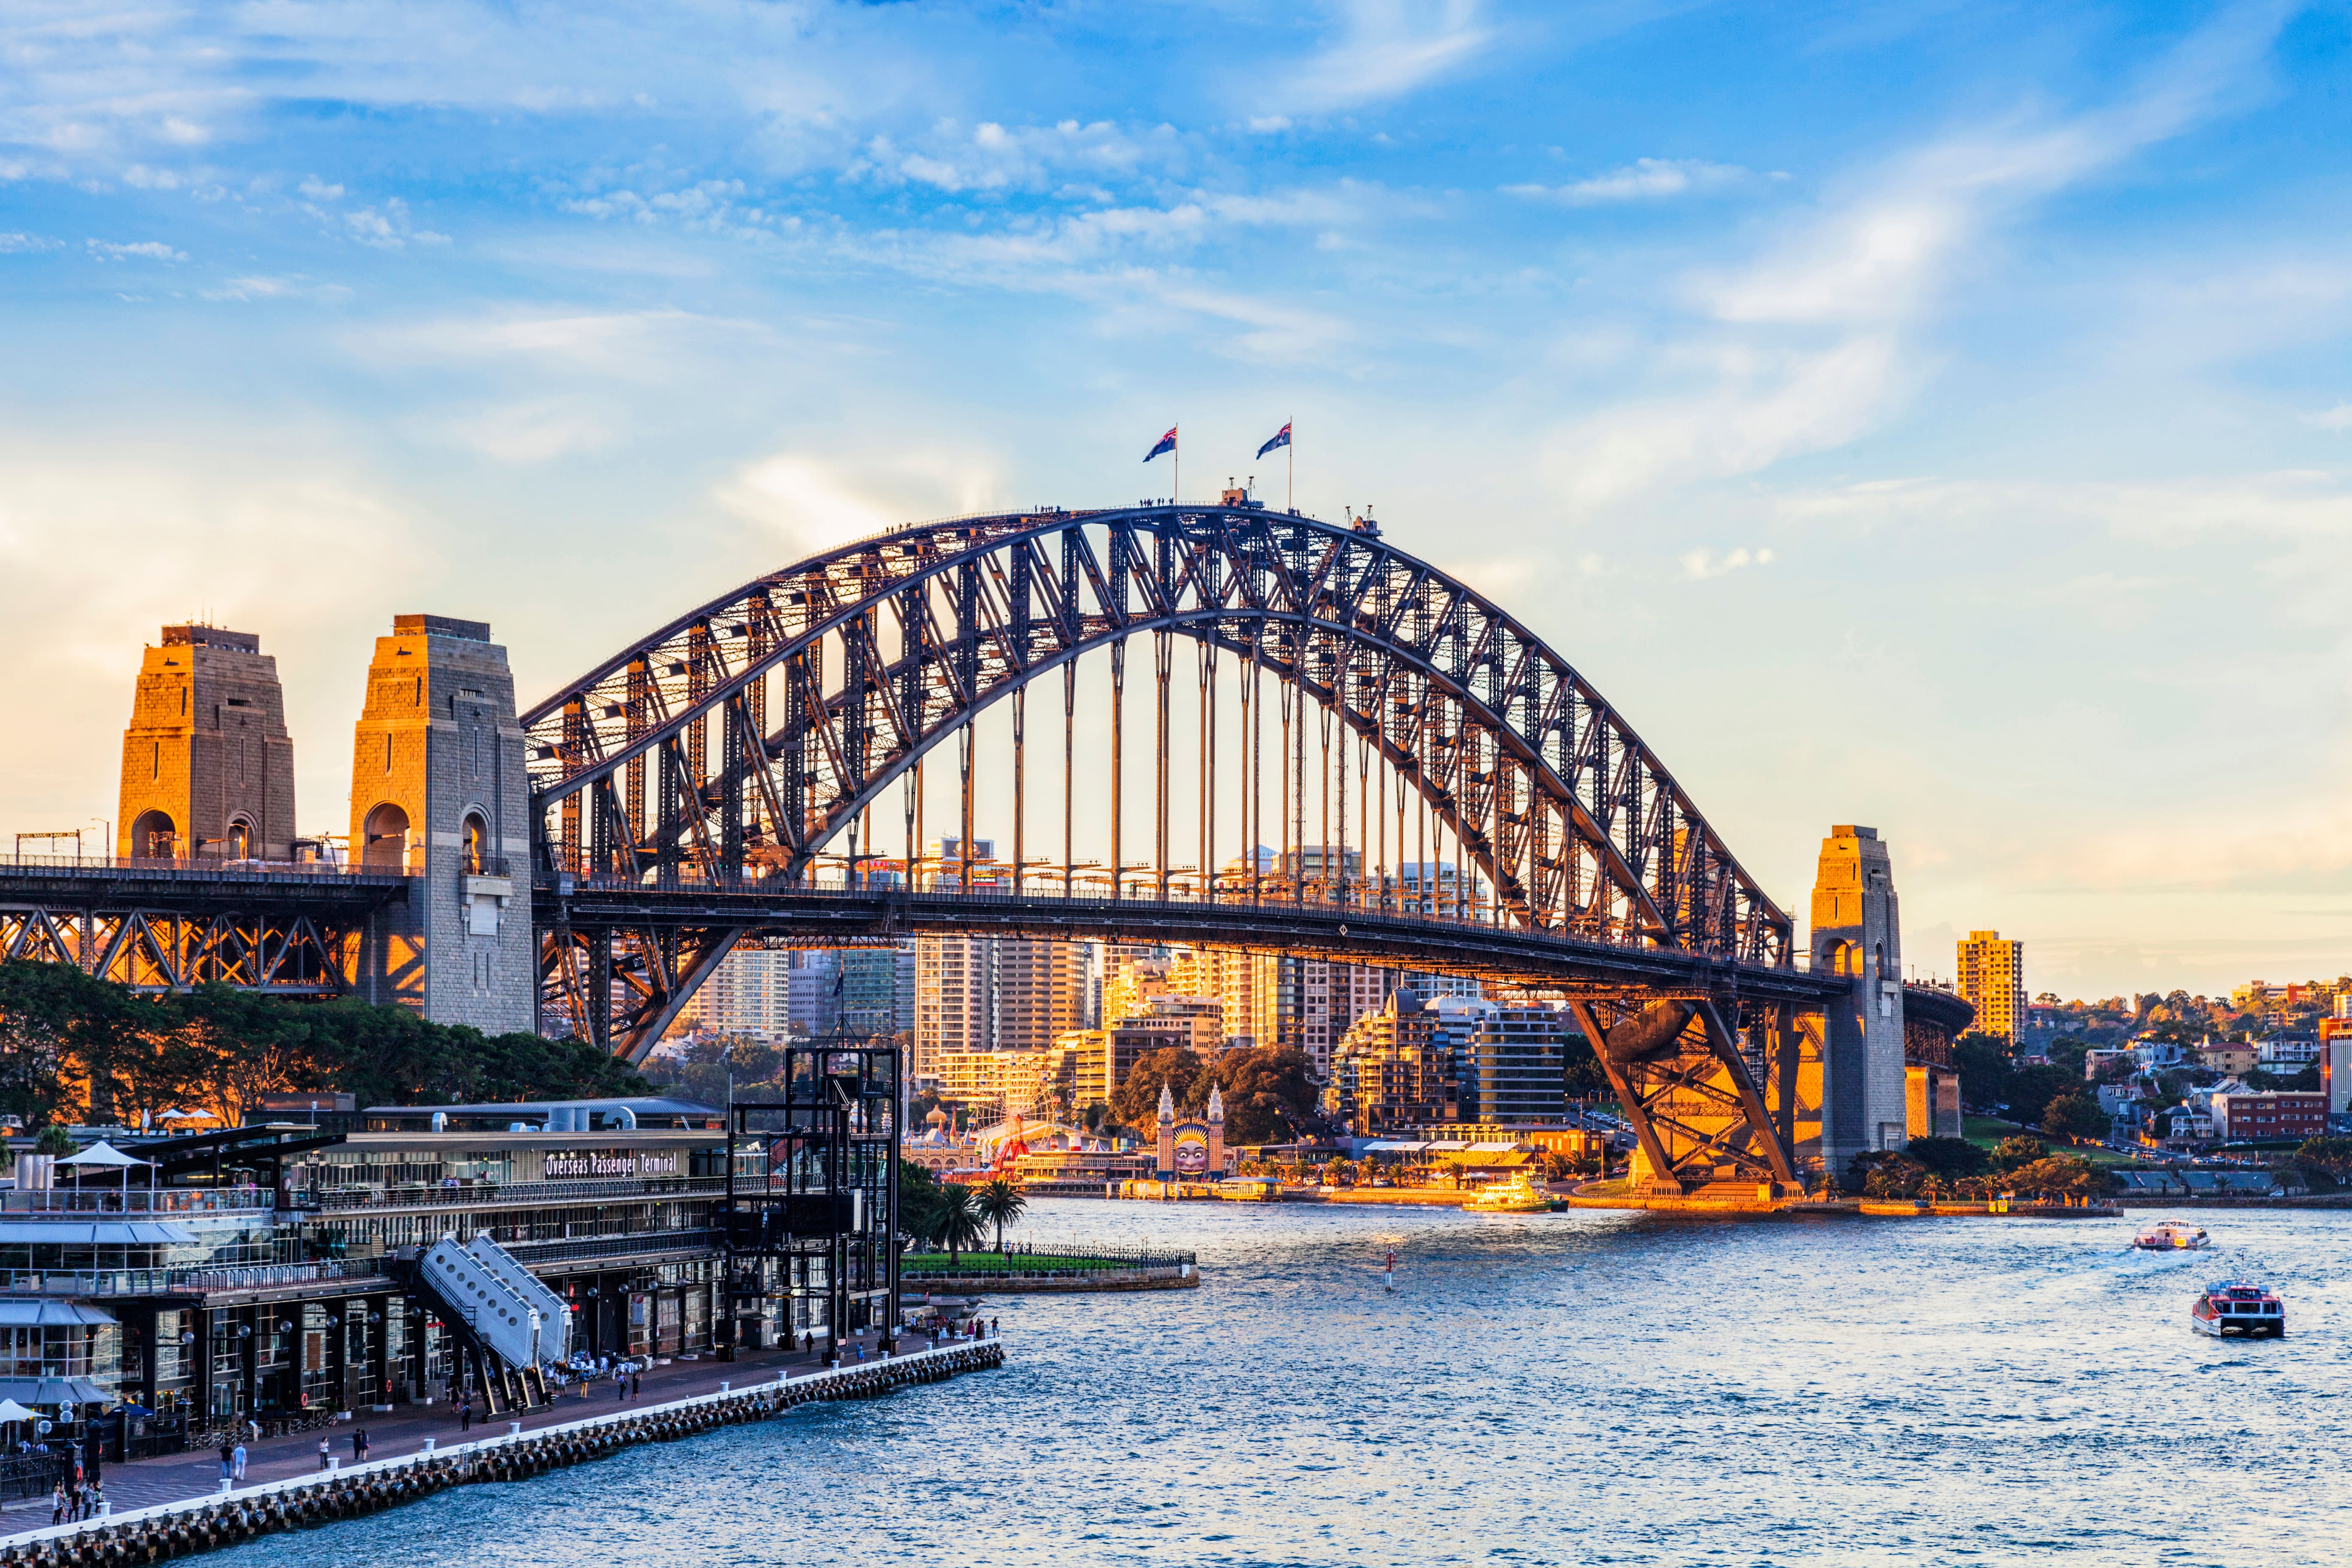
[117,625,297,860]
[1955,931,2026,1044]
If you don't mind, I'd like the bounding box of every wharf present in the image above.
[4,1327,915,1521]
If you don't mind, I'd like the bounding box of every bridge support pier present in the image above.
[349,615,537,1033]
[1807,824,1908,1180]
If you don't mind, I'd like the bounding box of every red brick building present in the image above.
[2209,1092,2326,1143]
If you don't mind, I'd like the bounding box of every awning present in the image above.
[56,1141,148,1168]
[1466,1142,1524,1152]
[0,1302,118,1328]
[0,1221,199,1245]
[1424,1140,1471,1151]
[0,1378,113,1409]
[1360,1141,1430,1153]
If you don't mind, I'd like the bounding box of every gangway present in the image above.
[410,1235,571,1412]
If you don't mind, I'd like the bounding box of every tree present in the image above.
[33,1124,76,1157]
[1560,1028,1612,1098]
[974,1177,1027,1253]
[2295,1136,2352,1186]
[2003,1154,2116,1199]
[1904,1136,1990,1179]
[898,1159,946,1248]
[1952,1031,2013,1110]
[1206,1046,1319,1144]
[933,1182,985,1265]
[1108,1047,1208,1132]
[1850,1150,1927,1199]
[2004,1064,2082,1129]
[2041,1092,2107,1143]
[1990,1134,2048,1174]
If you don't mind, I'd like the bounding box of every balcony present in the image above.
[0,1258,385,1297]
[0,1187,275,1216]
[296,1175,733,1212]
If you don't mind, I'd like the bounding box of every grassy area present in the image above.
[901,1251,1126,1272]
[1961,1114,2141,1167]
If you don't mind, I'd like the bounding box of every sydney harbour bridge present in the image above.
[0,498,1968,1197]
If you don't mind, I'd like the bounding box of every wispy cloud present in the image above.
[1508,158,1766,205]
[1278,0,1493,111]
[86,239,184,261]
[1678,545,1774,578]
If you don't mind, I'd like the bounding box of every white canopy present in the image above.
[55,1140,147,1168]
[0,1400,34,1424]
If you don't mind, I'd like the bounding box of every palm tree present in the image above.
[975,1177,1028,1255]
[935,1182,986,1267]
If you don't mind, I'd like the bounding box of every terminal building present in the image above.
[0,1094,892,1461]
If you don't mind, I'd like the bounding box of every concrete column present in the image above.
[1809,825,1907,1178]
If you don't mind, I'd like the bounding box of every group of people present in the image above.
[312,1427,370,1470]
[47,1477,104,1525]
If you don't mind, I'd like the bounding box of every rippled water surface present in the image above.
[229,1202,2352,1566]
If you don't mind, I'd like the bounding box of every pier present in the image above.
[0,1336,1004,1564]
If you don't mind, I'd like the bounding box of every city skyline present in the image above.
[4,4,2350,996]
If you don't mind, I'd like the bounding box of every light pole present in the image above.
[91,818,111,864]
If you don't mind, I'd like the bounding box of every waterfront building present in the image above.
[1956,931,2027,1044]
[1279,957,1391,1078]
[1048,1029,1110,1111]
[2209,1091,2326,1142]
[1327,992,1454,1136]
[932,1051,1056,1119]
[0,1093,890,1459]
[1461,1004,1570,1125]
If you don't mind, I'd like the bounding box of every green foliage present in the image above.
[1207,1046,1318,1145]
[2041,1092,2108,1142]
[1560,1028,1611,1098]
[932,1182,986,1263]
[33,1124,77,1157]
[1952,1032,2013,1110]
[1904,1136,1990,1179]
[2004,1064,2083,1129]
[2002,1154,2116,1199]
[1990,1134,2048,1174]
[0,961,647,1127]
[974,1176,1028,1251]
[1849,1150,1928,1199]
[2295,1136,2352,1183]
[1109,1047,1209,1132]
[897,1159,946,1248]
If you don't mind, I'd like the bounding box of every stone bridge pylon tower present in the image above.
[348,614,536,1032]
[1807,824,1908,1173]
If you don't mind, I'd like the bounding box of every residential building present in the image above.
[994,939,1088,1051]
[933,1050,1055,1120]
[1460,1004,1569,1126]
[2257,1035,2321,1067]
[1169,948,1278,1050]
[1278,957,1391,1078]
[2209,1091,2326,1143]
[787,950,839,1038]
[1048,1029,1110,1112]
[1327,992,1455,1136]
[2321,1020,2352,1116]
[836,944,910,1040]
[913,936,993,1073]
[1955,930,2027,1044]
[2194,1042,2257,1076]
[677,945,792,1039]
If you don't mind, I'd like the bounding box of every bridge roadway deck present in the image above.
[541,880,1849,1005]
[0,861,410,917]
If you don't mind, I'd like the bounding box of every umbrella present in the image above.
[55,1142,147,1167]
[0,1400,35,1424]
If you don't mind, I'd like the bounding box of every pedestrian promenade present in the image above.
[8,1328,917,1520]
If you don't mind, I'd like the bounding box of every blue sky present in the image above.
[4,0,2350,998]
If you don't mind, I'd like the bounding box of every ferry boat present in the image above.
[1465,1171,1553,1214]
[2190,1279,2284,1338]
[2133,1219,2210,1251]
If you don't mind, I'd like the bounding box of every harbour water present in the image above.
[224,1201,2352,1566]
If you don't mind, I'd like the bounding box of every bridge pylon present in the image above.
[1807,824,1907,1174]
[347,615,536,1032]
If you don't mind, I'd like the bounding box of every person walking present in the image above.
[231,1439,247,1482]
[48,1481,64,1526]
[316,1435,331,1472]
[616,1368,628,1402]
[218,1440,235,1484]
[629,1369,641,1400]
[352,1427,369,1464]
[459,1399,472,1433]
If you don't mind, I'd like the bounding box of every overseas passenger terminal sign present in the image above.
[544,1150,681,1180]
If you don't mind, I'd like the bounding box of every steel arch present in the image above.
[524,505,1793,972]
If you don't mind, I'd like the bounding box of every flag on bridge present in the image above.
[1256,422,1292,459]
[1143,427,1177,462]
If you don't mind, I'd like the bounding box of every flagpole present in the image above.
[1173,425,1179,507]
[1287,416,1294,513]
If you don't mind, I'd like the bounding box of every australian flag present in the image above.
[1143,426,1177,462]
[1256,422,1292,459]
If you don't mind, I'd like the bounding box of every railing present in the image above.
[0,1258,389,1296]
[0,1453,68,1505]
[499,1229,719,1266]
[0,851,413,883]
[0,1187,275,1215]
[548,868,1808,969]
[901,1244,1195,1280]
[302,1176,731,1211]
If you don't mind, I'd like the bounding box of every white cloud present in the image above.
[436,400,621,464]
[298,177,345,201]
[121,164,181,190]
[1508,158,1759,205]
[344,197,449,249]
[86,239,184,261]
[718,450,1009,559]
[1279,0,1493,111]
[2308,404,2352,431]
[854,118,1184,196]
[0,233,57,252]
[1543,4,2292,509]
[1678,545,1774,578]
